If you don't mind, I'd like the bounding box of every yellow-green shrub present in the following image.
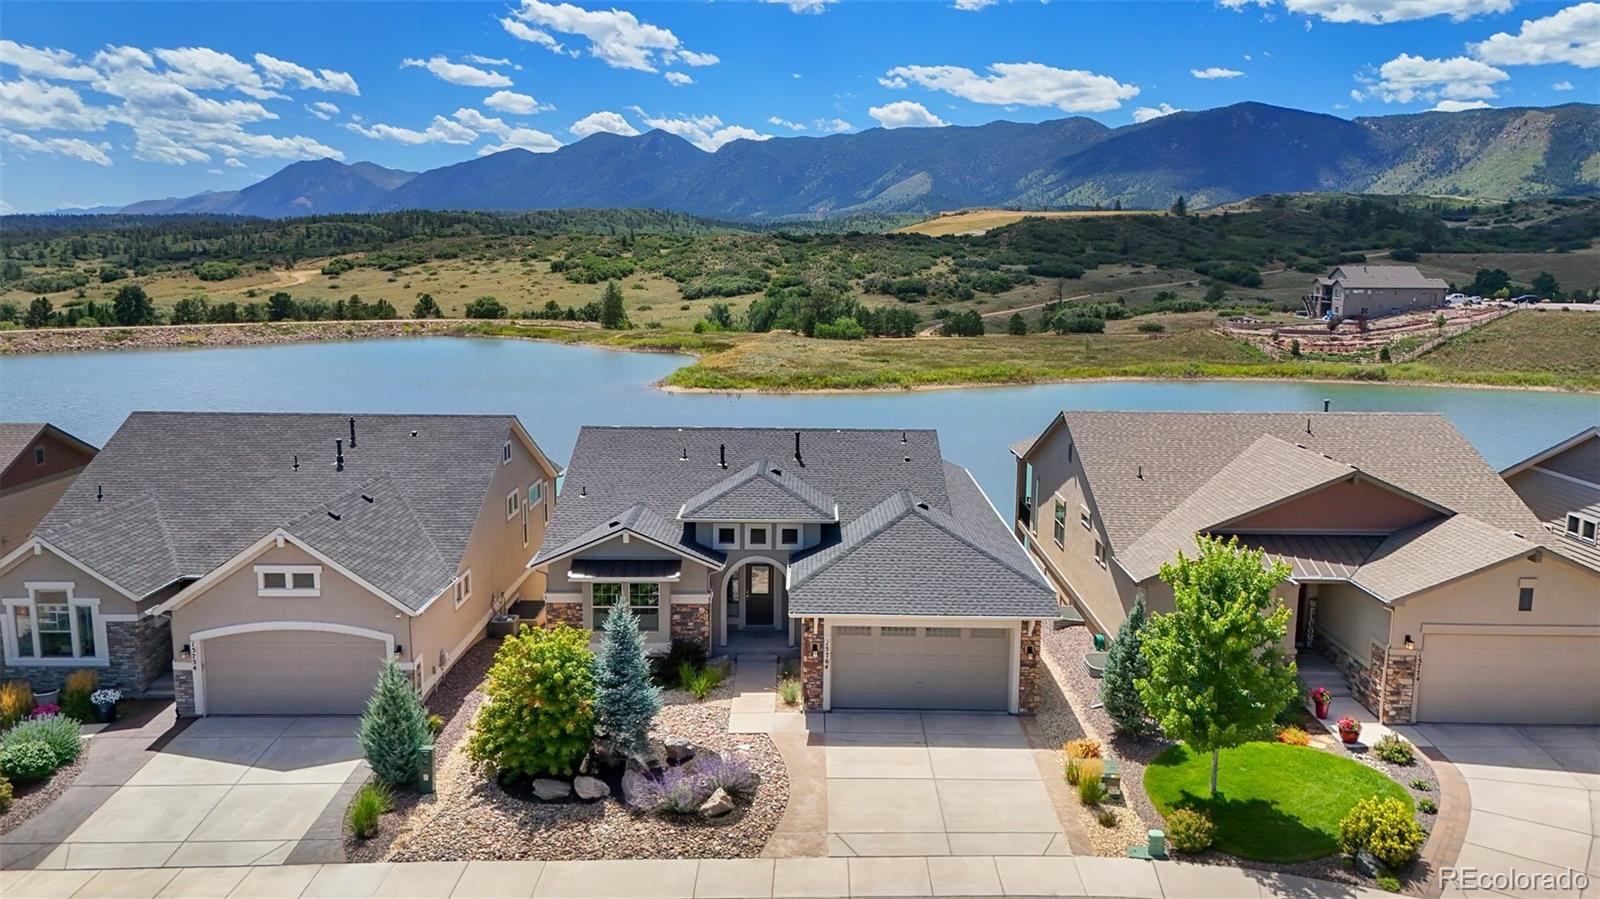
[1064,738,1101,760]
[1339,795,1425,869]
[1076,758,1107,805]
[1277,725,1311,746]
[0,681,32,729]
[467,624,594,778]
[1166,808,1215,852]
[61,670,98,723]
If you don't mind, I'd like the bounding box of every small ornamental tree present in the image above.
[358,660,430,787]
[1136,535,1298,796]
[1100,596,1151,736]
[592,604,661,760]
[468,624,594,778]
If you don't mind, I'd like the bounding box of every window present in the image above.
[506,489,521,520]
[502,441,512,465]
[1518,578,1536,612]
[453,571,472,609]
[3,585,101,663]
[1080,505,1091,530]
[33,446,45,465]
[1093,539,1105,568]
[1053,500,1067,547]
[745,524,771,549]
[713,525,739,549]
[256,566,320,597]
[591,582,660,632]
[1566,513,1598,545]
[779,526,801,548]
[528,480,544,508]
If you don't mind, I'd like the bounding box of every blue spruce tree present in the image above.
[1100,596,1152,736]
[358,659,430,786]
[593,603,661,760]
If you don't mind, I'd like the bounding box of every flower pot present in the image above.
[1314,699,1330,719]
[32,689,60,707]
[1339,728,1360,744]
[94,701,118,724]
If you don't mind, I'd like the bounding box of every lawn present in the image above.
[1145,742,1411,863]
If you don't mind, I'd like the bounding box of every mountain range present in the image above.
[112,101,1599,221]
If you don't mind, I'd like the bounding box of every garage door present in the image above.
[1417,632,1600,724]
[830,624,1012,711]
[201,629,388,715]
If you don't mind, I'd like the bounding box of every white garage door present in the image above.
[202,629,389,716]
[830,624,1012,711]
[1418,632,1600,724]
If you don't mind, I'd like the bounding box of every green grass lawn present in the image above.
[1145,742,1411,863]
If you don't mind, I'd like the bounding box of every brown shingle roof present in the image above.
[1353,515,1536,600]
[1327,265,1448,290]
[1506,467,1600,572]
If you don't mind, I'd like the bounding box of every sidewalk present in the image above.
[0,855,1397,898]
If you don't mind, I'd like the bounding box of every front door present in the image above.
[744,564,774,628]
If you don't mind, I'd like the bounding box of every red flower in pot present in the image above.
[1310,687,1332,719]
[1336,715,1362,744]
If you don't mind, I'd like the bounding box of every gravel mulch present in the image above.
[349,641,788,863]
[0,751,86,836]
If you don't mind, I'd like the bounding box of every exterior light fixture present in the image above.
[1403,635,1415,651]
[179,644,192,661]
[394,644,404,660]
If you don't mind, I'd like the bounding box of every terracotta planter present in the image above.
[1314,699,1330,719]
[1339,727,1360,744]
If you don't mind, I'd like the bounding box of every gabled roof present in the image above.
[679,459,837,523]
[0,422,97,471]
[1504,467,1600,572]
[1500,426,1600,478]
[1352,515,1537,601]
[1326,265,1448,290]
[532,503,725,570]
[788,465,1055,618]
[28,412,548,607]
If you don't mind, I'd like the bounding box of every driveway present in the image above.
[1414,724,1598,896]
[2,716,365,871]
[818,711,1069,858]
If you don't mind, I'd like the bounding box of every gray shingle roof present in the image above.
[679,460,837,522]
[0,423,48,467]
[34,412,521,609]
[1327,265,1448,290]
[541,427,1052,619]
[1506,467,1600,572]
[1353,515,1536,601]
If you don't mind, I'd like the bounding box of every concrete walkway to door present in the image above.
[2,716,366,872]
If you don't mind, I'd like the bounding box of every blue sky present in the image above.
[1,0,1594,212]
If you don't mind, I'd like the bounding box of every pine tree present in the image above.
[1100,597,1151,736]
[592,603,660,760]
[358,660,430,787]
[1007,312,1028,335]
[600,281,629,330]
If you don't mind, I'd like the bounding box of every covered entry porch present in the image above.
[716,556,797,648]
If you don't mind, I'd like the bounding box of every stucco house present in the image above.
[530,427,1057,713]
[1012,411,1600,725]
[0,412,557,715]
[1502,426,1600,575]
[1304,265,1447,319]
[0,423,97,555]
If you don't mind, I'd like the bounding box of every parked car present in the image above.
[1445,293,1469,305]
[1511,294,1540,304]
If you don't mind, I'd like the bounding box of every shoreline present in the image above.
[2,319,1594,395]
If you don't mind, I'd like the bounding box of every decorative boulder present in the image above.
[621,765,656,810]
[664,736,696,764]
[574,775,610,801]
[698,787,735,818]
[532,778,572,801]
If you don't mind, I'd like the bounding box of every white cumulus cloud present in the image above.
[455,108,563,154]
[881,62,1139,112]
[815,118,853,132]
[344,115,478,145]
[305,101,339,120]
[1432,99,1493,111]
[155,47,283,100]
[570,110,639,138]
[1261,0,1512,23]
[768,116,806,130]
[664,72,694,86]
[1553,80,1575,90]
[955,0,1000,9]
[1472,2,1600,69]
[868,100,948,129]
[631,108,770,151]
[1132,102,1183,122]
[1191,67,1244,79]
[763,0,838,13]
[484,90,550,114]
[0,78,109,131]
[254,53,360,95]
[402,56,513,88]
[0,40,97,80]
[1368,53,1509,103]
[1,129,112,165]
[503,0,718,73]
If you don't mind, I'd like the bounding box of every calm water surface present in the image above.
[3,337,1596,505]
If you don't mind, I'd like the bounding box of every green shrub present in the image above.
[0,741,59,783]
[1372,734,1415,766]
[679,663,724,701]
[1409,778,1430,791]
[1417,797,1437,814]
[814,316,866,340]
[1097,808,1118,827]
[469,624,595,778]
[346,783,393,839]
[1339,795,1425,869]
[1166,808,1216,853]
[61,670,98,724]
[1136,321,1166,333]
[4,714,82,766]
[652,639,708,685]
[358,660,430,787]
[1376,875,1402,893]
[777,678,802,708]
[1064,757,1081,786]
[464,296,508,319]
[1053,315,1105,334]
[0,773,12,812]
[427,714,446,736]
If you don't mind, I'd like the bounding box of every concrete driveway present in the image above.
[2,716,365,871]
[1414,724,1598,897]
[818,711,1069,858]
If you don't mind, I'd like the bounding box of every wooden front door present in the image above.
[743,564,774,628]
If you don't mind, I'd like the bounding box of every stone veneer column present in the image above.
[800,617,824,710]
[174,668,196,717]
[1018,619,1042,714]
[107,615,171,692]
[670,603,710,650]
[1376,645,1419,724]
[544,600,585,629]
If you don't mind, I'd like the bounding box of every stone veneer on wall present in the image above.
[670,603,709,649]
[800,617,824,710]
[545,600,584,629]
[1018,619,1042,714]
[175,667,196,717]
[1315,634,1417,724]
[0,614,171,694]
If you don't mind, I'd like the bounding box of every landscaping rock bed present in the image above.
[348,638,787,863]
[0,749,86,836]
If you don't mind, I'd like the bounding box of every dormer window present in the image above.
[713,525,739,550]
[745,524,771,549]
[1565,513,1597,545]
[502,441,513,465]
[257,566,320,597]
[779,526,801,548]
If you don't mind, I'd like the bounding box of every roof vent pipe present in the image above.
[292,455,299,471]
[1322,399,1331,413]
[901,431,907,444]
[349,416,357,448]
[719,444,727,469]
[1306,417,1313,435]
[794,431,803,466]
[335,439,344,472]
[96,485,103,503]
[681,447,688,461]
[1137,465,1144,480]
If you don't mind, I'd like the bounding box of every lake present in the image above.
[3,337,1597,507]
